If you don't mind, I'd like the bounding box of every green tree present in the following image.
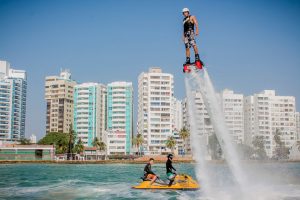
[92,137,100,148]
[67,124,76,160]
[166,136,176,154]
[92,137,106,151]
[179,127,189,154]
[74,138,84,154]
[252,135,267,159]
[19,138,31,145]
[98,141,106,152]
[274,129,289,159]
[274,129,283,146]
[38,132,69,154]
[132,133,144,156]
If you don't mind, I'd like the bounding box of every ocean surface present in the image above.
[0,162,300,200]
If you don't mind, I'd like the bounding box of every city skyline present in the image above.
[0,0,299,139]
[0,62,299,158]
[1,61,299,141]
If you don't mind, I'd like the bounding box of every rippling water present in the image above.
[0,162,300,200]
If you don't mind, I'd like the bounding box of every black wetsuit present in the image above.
[166,159,176,174]
[144,163,155,176]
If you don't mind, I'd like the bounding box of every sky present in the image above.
[0,0,299,140]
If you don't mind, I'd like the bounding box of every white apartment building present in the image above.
[107,82,133,155]
[296,112,300,140]
[182,91,214,155]
[172,97,183,132]
[0,61,27,142]
[221,89,244,144]
[183,89,244,155]
[138,67,174,154]
[45,70,76,133]
[29,134,37,144]
[182,98,188,129]
[244,90,297,158]
[244,96,255,146]
[182,98,191,154]
[73,83,106,147]
[103,130,127,155]
[172,130,184,155]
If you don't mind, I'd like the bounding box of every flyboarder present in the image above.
[182,7,204,72]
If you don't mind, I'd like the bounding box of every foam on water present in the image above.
[0,163,299,200]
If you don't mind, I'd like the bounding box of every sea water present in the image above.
[0,163,300,200]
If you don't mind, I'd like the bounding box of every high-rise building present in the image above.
[182,91,214,155]
[103,130,127,155]
[181,98,191,154]
[170,97,184,155]
[0,61,27,142]
[244,90,297,158]
[107,82,133,155]
[244,95,255,146]
[172,97,183,132]
[45,70,76,133]
[183,90,244,155]
[182,98,189,129]
[221,89,244,144]
[73,83,107,146]
[295,112,300,140]
[29,134,37,144]
[138,67,174,154]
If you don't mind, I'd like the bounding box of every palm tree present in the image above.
[92,137,106,157]
[92,137,106,160]
[57,142,67,154]
[252,135,267,159]
[19,138,31,145]
[273,128,289,159]
[179,127,189,154]
[92,137,101,148]
[166,136,176,154]
[74,138,84,154]
[274,129,283,146]
[98,141,106,152]
[132,133,144,156]
[67,124,76,160]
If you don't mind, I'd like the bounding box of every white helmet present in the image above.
[182,8,189,13]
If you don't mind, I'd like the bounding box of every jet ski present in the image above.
[132,174,200,190]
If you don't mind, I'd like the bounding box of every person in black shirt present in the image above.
[182,7,200,65]
[144,158,157,185]
[166,154,176,186]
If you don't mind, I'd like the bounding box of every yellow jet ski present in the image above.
[132,174,200,190]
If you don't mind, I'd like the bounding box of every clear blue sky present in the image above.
[0,0,299,139]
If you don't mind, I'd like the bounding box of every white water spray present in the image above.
[184,77,213,197]
[184,68,248,199]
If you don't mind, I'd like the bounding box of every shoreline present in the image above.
[0,160,195,164]
[0,159,299,164]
